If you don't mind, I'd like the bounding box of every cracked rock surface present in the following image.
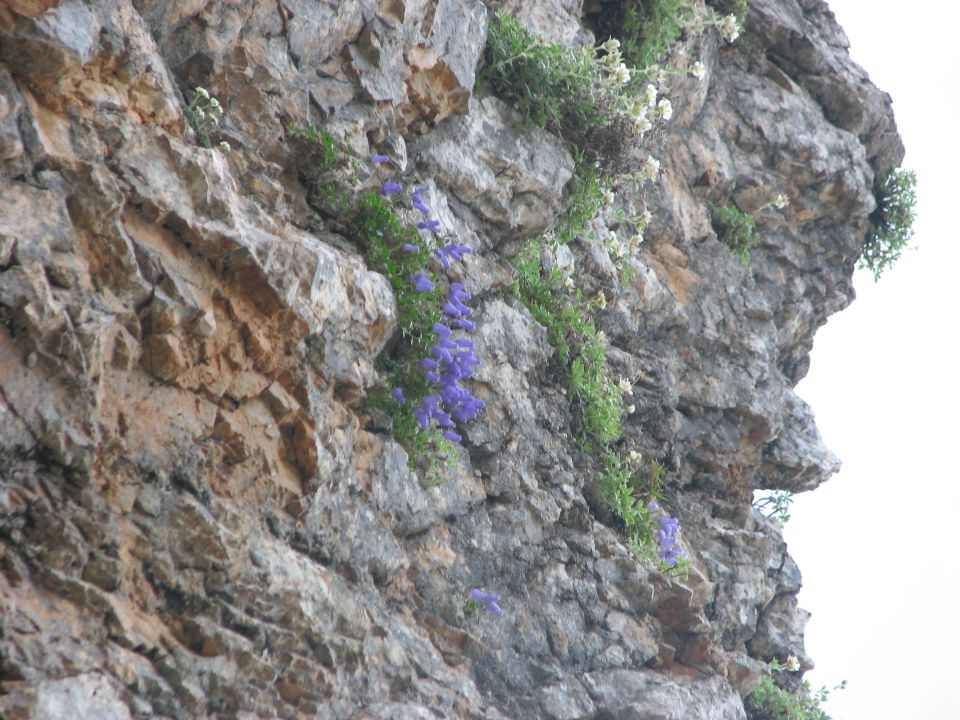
[0,0,900,718]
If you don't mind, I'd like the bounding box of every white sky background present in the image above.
[783,1,960,718]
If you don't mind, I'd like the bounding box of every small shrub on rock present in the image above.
[860,168,917,280]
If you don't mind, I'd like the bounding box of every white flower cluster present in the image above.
[719,14,740,43]
[186,86,229,152]
[641,156,660,183]
[599,38,631,85]
[690,61,707,80]
[627,83,673,137]
[601,206,651,264]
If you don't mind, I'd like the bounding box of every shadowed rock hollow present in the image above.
[0,1,901,718]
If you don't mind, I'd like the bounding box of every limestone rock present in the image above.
[0,0,902,717]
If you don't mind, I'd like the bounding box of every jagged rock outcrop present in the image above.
[0,1,901,718]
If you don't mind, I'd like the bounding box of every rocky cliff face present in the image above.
[0,1,901,718]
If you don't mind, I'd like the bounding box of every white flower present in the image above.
[642,156,661,182]
[629,233,644,251]
[643,83,658,107]
[612,63,631,85]
[634,115,652,134]
[596,330,607,345]
[563,277,575,291]
[774,193,789,209]
[603,188,615,209]
[614,241,628,259]
[626,404,636,414]
[604,48,622,66]
[657,98,673,121]
[628,449,642,463]
[720,14,740,43]
[601,38,620,53]
[638,209,653,227]
[690,61,707,80]
[618,377,633,395]
[218,140,231,151]
[194,86,210,100]
[594,290,607,309]
[785,655,801,672]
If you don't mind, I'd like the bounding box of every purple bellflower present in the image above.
[417,219,442,233]
[371,154,391,164]
[412,187,431,216]
[412,273,435,293]
[470,589,503,617]
[381,181,402,197]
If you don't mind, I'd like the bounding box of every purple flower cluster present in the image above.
[413,318,484,442]
[372,161,486,445]
[470,589,503,617]
[656,515,686,568]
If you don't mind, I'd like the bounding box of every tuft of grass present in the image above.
[287,123,351,216]
[860,168,917,280]
[710,203,759,263]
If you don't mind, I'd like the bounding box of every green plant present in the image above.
[621,0,691,70]
[746,676,835,720]
[860,168,917,280]
[287,123,339,172]
[570,329,623,447]
[711,203,759,263]
[555,161,605,248]
[753,490,793,525]
[481,14,643,174]
[183,87,229,151]
[345,192,456,465]
[511,239,623,448]
[705,0,748,24]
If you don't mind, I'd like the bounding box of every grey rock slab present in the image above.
[411,96,574,238]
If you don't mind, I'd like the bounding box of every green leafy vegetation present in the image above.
[345,192,457,467]
[511,239,686,571]
[510,238,622,449]
[711,203,759,263]
[752,490,794,525]
[183,86,229,151]
[290,128,457,470]
[601,453,666,558]
[287,123,339,172]
[481,13,643,175]
[621,0,691,70]
[746,676,836,720]
[860,168,917,280]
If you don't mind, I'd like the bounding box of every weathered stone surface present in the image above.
[0,0,901,717]
[412,96,575,240]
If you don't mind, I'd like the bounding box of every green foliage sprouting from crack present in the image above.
[860,168,917,280]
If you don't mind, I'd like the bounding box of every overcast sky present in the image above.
[783,1,960,718]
